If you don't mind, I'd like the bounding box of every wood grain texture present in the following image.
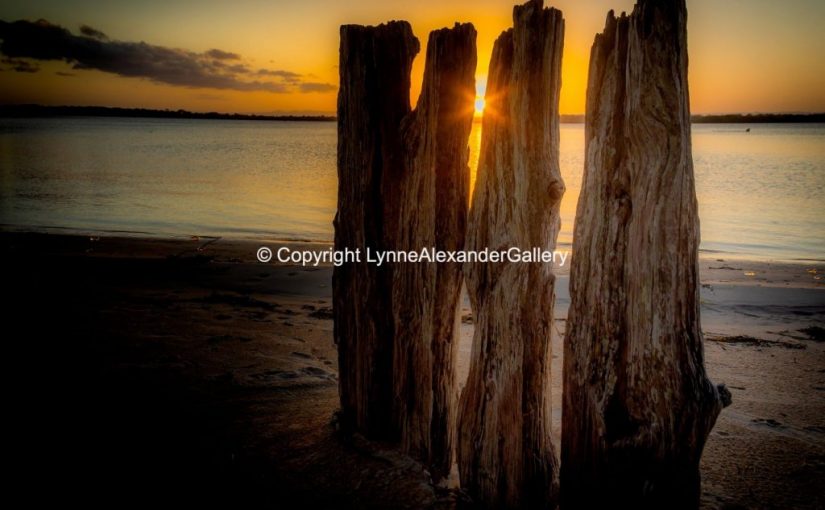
[561,1,731,508]
[335,21,476,480]
[335,21,419,440]
[457,1,565,507]
[392,23,476,480]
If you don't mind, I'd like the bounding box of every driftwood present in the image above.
[392,23,476,480]
[457,1,565,507]
[335,21,419,440]
[335,21,476,479]
[561,1,731,508]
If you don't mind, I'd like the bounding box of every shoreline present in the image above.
[3,227,823,273]
[3,230,824,507]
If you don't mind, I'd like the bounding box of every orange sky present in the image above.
[1,0,823,115]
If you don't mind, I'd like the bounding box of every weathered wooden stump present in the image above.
[457,1,565,507]
[335,21,476,479]
[335,20,419,441]
[561,1,731,508]
[391,23,476,480]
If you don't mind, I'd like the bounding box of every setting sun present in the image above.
[474,97,485,116]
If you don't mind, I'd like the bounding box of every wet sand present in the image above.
[3,232,823,508]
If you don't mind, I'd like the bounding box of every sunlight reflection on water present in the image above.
[1,118,823,261]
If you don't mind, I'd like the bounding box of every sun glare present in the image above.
[474,97,485,116]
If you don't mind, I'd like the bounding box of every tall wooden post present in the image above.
[457,1,565,507]
[335,21,476,480]
[392,23,476,480]
[561,1,731,508]
[335,21,419,440]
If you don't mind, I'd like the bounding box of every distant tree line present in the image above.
[690,113,825,123]
[0,104,335,122]
[560,113,825,123]
[1,104,823,124]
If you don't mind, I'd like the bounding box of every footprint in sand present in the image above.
[300,366,336,381]
[751,418,785,429]
[309,307,333,320]
[250,369,298,380]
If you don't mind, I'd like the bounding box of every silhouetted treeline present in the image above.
[1,105,823,124]
[691,113,825,123]
[0,104,335,122]
[560,113,825,123]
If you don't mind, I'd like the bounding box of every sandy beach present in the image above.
[3,231,823,508]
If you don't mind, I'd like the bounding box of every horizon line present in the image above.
[2,104,825,123]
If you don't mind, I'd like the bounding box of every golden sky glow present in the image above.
[1,0,823,115]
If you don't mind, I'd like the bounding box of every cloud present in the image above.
[205,48,239,60]
[256,68,301,82]
[225,63,250,74]
[79,24,106,39]
[2,57,38,72]
[300,82,336,93]
[0,19,335,94]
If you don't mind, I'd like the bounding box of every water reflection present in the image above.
[1,118,823,261]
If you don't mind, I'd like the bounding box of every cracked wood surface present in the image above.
[561,1,731,508]
[458,1,565,507]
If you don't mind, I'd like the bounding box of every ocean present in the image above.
[1,117,823,262]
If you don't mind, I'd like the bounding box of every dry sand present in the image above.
[3,232,823,508]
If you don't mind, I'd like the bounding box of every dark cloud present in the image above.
[225,63,251,74]
[300,82,337,93]
[79,24,106,39]
[205,48,239,60]
[256,68,301,82]
[0,19,335,94]
[2,57,38,72]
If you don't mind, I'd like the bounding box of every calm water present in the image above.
[1,117,823,262]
